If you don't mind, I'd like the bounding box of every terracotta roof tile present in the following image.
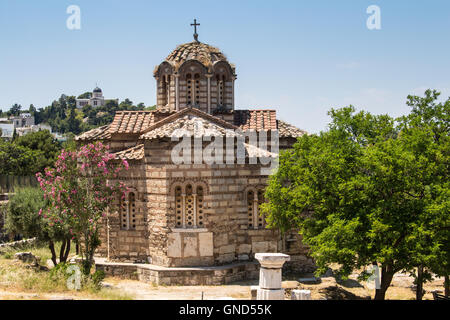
[277,120,307,138]
[74,125,111,141]
[140,107,238,137]
[76,108,306,142]
[233,110,278,131]
[166,42,227,68]
[140,115,238,140]
[108,110,174,134]
[114,144,144,160]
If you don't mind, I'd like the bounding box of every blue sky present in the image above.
[1,0,449,133]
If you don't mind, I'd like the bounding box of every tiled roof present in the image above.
[140,115,238,140]
[108,110,175,134]
[277,120,307,138]
[108,111,155,134]
[114,144,144,160]
[233,110,278,131]
[166,42,227,68]
[140,107,238,137]
[74,125,111,141]
[75,108,306,142]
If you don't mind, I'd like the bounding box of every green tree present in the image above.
[15,130,61,172]
[28,104,36,116]
[5,187,46,240]
[0,141,43,175]
[77,92,92,99]
[36,143,128,274]
[397,90,450,299]
[8,104,22,116]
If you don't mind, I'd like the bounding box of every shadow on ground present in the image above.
[319,286,370,300]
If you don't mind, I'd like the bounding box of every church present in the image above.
[75,23,315,276]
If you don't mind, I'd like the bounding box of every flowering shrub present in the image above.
[36,142,128,273]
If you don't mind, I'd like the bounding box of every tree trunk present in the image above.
[374,264,395,300]
[416,265,424,300]
[76,242,79,255]
[59,239,66,263]
[48,241,57,266]
[445,275,449,297]
[63,239,71,262]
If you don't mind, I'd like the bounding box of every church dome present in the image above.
[165,41,228,68]
[93,86,102,93]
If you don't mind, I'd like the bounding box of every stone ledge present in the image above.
[170,228,209,233]
[95,258,259,285]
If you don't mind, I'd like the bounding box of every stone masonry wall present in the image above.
[97,136,315,273]
[97,159,149,262]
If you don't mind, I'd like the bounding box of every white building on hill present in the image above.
[76,87,118,108]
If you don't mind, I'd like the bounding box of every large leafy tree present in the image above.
[0,141,43,175]
[36,142,128,274]
[15,130,61,171]
[7,104,22,117]
[397,90,450,298]
[263,95,449,300]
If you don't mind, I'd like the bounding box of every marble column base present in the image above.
[257,288,285,300]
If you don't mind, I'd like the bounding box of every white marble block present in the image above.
[259,267,282,289]
[257,288,285,300]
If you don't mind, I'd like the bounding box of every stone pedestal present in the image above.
[291,289,311,300]
[257,288,285,300]
[255,253,290,300]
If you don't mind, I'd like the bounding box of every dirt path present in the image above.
[0,288,78,300]
[0,272,445,300]
[103,278,254,300]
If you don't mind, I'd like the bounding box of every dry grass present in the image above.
[0,243,134,300]
[283,275,444,300]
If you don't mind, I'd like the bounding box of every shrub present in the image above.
[5,187,46,239]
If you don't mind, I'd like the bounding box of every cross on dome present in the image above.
[191,19,200,42]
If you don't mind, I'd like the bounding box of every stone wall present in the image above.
[96,159,149,262]
[0,238,37,253]
[96,136,316,273]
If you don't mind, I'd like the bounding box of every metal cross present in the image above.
[191,19,200,42]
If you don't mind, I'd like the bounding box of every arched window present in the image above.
[247,190,255,229]
[164,75,170,106]
[175,186,183,227]
[186,73,200,107]
[257,190,265,228]
[197,186,204,227]
[174,183,206,229]
[186,73,193,106]
[247,189,266,229]
[185,184,194,227]
[216,75,225,106]
[194,73,200,107]
[121,192,136,230]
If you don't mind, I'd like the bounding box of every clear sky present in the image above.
[1,0,449,133]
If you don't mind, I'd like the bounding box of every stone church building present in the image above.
[75,37,315,275]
